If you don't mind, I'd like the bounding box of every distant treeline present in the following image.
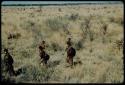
[1,2,122,6]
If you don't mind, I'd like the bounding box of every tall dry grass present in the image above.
[1,3,124,83]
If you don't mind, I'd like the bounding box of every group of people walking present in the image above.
[3,38,76,76]
[38,38,76,67]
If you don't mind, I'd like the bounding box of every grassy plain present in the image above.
[1,3,124,83]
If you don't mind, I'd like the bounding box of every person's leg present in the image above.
[5,64,9,71]
[45,60,47,65]
[69,57,73,67]
[43,59,47,67]
[66,57,69,63]
[43,60,45,66]
[8,65,15,76]
[45,60,48,68]
[71,57,73,66]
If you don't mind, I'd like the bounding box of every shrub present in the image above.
[58,8,62,12]
[75,40,84,50]
[16,65,60,83]
[51,42,63,52]
[45,17,69,31]
[69,13,79,21]
[89,31,94,42]
[109,16,115,22]
[8,33,21,39]
[20,20,34,30]
[102,24,108,35]
[29,13,35,18]
[20,50,31,58]
[113,39,123,51]
[109,16,123,25]
[99,22,108,43]
[80,16,95,42]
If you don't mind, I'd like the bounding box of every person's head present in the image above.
[39,46,43,50]
[68,38,71,41]
[42,40,45,44]
[4,48,8,54]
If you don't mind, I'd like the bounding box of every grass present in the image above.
[1,3,124,83]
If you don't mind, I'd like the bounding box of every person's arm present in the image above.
[65,46,68,51]
[4,54,8,64]
[9,54,14,64]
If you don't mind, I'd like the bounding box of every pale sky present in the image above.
[2,1,122,5]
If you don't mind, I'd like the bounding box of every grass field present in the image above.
[1,3,124,83]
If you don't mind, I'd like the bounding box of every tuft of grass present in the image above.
[75,39,84,50]
[69,13,79,21]
[51,42,63,52]
[45,17,69,31]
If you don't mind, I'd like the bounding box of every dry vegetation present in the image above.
[1,4,124,83]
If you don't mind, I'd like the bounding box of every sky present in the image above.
[2,1,122,5]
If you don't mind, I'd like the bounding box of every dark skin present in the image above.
[65,38,72,51]
[67,38,71,46]
[65,38,75,67]
[39,46,49,67]
[3,49,15,76]
[40,41,46,50]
